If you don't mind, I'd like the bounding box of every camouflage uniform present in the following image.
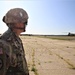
[0,28,29,75]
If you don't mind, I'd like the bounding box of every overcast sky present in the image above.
[0,0,75,35]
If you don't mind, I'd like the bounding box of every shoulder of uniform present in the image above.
[0,39,10,48]
[0,39,6,46]
[1,29,14,41]
[0,39,12,56]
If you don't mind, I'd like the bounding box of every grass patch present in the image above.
[31,67,38,75]
[44,62,47,63]
[69,67,75,70]
[38,62,41,65]
[48,61,52,63]
[44,61,52,63]
[49,53,52,55]
[36,35,75,41]
[31,67,37,72]
[74,54,75,56]
[31,49,39,75]
[66,46,69,48]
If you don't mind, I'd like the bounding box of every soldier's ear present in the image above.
[2,16,5,22]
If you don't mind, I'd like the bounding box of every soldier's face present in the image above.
[13,23,27,35]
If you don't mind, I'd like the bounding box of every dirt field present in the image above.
[21,36,75,75]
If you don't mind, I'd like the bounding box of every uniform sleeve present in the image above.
[0,40,12,67]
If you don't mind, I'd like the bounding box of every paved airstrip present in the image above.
[21,36,75,75]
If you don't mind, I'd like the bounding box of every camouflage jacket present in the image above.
[0,29,29,75]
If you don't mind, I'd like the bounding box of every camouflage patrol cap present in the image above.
[3,8,28,23]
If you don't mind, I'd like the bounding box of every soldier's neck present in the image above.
[12,29,20,36]
[9,28,20,37]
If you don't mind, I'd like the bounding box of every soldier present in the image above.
[0,8,29,75]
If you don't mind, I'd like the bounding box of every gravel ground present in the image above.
[21,36,75,75]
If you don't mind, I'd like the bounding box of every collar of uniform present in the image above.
[1,28,13,41]
[1,28,22,44]
[9,28,22,44]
